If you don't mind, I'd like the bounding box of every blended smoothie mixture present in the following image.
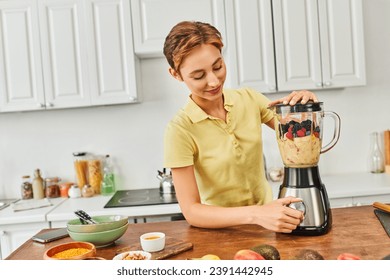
[276,118,322,167]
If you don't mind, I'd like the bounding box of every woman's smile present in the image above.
[206,85,222,95]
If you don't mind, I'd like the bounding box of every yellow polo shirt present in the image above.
[164,88,274,207]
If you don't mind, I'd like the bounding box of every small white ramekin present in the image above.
[140,232,166,252]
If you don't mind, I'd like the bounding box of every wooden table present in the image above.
[6,206,390,260]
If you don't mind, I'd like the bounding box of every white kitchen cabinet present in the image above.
[0,0,45,111]
[273,0,366,91]
[0,222,48,259]
[85,0,139,105]
[38,0,91,109]
[224,0,276,92]
[130,0,226,57]
[0,0,138,112]
[225,0,366,93]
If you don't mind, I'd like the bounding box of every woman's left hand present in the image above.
[268,90,318,107]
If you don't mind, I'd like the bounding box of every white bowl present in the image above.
[140,232,165,252]
[113,250,152,260]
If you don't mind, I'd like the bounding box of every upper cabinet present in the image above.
[130,0,226,57]
[225,0,366,93]
[0,0,45,111]
[273,0,366,91]
[224,0,276,92]
[0,0,139,112]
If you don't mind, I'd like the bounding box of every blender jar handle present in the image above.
[321,111,341,154]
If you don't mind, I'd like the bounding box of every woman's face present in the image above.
[172,44,226,103]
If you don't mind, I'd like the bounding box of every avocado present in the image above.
[293,249,324,260]
[382,254,390,260]
[251,244,281,260]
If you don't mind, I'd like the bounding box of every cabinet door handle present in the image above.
[129,96,137,102]
[268,85,276,91]
[324,81,331,86]
[316,82,323,87]
[37,103,45,108]
[46,102,54,107]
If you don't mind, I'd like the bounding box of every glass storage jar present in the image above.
[21,175,33,199]
[73,152,89,188]
[45,177,61,198]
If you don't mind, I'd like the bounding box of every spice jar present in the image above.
[45,177,61,198]
[82,184,95,198]
[59,182,73,198]
[21,175,33,199]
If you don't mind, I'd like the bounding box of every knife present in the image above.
[372,202,390,214]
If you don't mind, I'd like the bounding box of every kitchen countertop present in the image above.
[0,198,66,226]
[46,195,181,223]
[6,205,390,260]
[1,172,389,227]
[321,172,390,198]
[270,172,390,199]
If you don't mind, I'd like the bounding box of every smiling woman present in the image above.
[161,21,317,232]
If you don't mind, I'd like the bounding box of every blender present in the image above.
[272,102,340,235]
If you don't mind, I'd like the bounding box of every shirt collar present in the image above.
[183,90,233,123]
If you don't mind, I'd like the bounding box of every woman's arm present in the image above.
[172,166,304,232]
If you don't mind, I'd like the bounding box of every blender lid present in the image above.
[273,101,323,113]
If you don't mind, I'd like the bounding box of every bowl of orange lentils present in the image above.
[43,241,96,260]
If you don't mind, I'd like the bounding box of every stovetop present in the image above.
[104,188,177,208]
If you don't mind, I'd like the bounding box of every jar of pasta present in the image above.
[87,156,103,195]
[73,152,88,188]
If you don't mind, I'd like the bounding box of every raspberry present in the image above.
[286,132,293,140]
[297,129,305,137]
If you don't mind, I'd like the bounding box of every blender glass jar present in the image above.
[273,102,340,168]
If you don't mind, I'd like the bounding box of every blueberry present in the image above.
[293,123,302,133]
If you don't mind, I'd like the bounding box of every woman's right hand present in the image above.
[252,197,304,233]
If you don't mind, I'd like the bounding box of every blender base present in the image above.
[278,166,332,236]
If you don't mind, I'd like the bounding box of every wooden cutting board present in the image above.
[374,209,390,238]
[116,236,193,260]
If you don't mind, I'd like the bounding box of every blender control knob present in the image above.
[288,201,306,215]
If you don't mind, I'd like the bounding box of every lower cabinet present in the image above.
[0,222,49,259]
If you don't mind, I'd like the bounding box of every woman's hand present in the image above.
[268,90,318,107]
[252,197,305,233]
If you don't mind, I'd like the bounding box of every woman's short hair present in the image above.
[163,21,223,72]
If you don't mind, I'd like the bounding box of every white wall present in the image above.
[1,0,389,199]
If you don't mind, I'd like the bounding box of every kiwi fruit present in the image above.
[251,244,280,260]
[293,249,324,260]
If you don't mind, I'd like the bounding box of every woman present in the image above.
[163,21,318,233]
